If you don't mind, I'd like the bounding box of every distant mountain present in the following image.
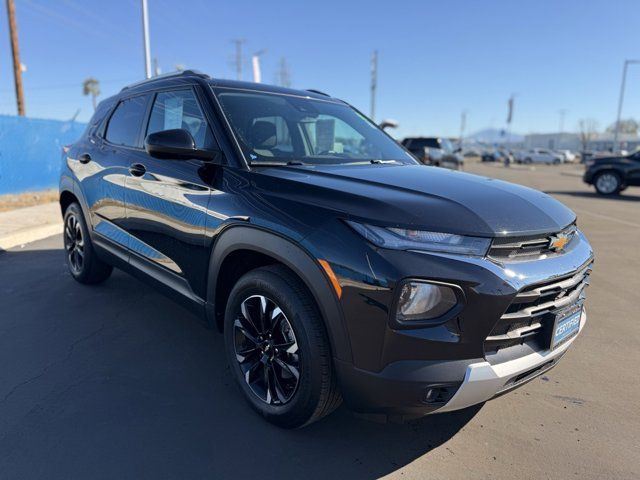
[467,128,524,144]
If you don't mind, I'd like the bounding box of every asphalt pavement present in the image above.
[0,161,638,479]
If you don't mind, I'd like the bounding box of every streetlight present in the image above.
[614,59,640,152]
[252,50,266,83]
[141,0,151,79]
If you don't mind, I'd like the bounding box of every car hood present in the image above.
[256,164,576,237]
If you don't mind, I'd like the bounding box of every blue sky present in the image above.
[1,0,639,139]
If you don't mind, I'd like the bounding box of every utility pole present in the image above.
[558,109,567,134]
[231,39,245,80]
[614,59,640,152]
[6,0,25,116]
[558,109,567,149]
[459,110,468,148]
[276,57,291,87]
[153,57,161,76]
[252,50,265,83]
[370,50,378,121]
[141,0,151,79]
[506,94,516,146]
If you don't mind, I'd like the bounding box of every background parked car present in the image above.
[583,149,640,195]
[556,149,577,163]
[401,137,463,169]
[522,148,564,165]
[481,150,499,162]
[513,150,528,163]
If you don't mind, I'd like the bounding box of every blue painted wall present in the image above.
[0,115,86,195]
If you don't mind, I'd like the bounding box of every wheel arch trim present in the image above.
[206,225,353,362]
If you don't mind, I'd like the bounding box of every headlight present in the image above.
[397,281,459,322]
[346,221,491,256]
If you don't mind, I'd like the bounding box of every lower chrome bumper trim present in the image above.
[436,310,586,413]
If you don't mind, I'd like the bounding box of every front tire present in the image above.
[63,203,113,284]
[224,265,341,428]
[594,171,622,195]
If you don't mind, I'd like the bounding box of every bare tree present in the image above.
[606,118,638,135]
[82,78,100,111]
[578,119,598,151]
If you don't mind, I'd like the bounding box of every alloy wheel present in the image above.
[595,173,619,194]
[64,213,84,275]
[233,295,300,405]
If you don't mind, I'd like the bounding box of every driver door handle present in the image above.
[129,163,146,177]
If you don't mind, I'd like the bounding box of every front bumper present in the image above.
[437,309,585,412]
[327,227,593,419]
[335,309,585,419]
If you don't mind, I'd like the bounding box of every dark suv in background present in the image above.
[59,70,593,428]
[583,149,640,195]
[401,136,463,169]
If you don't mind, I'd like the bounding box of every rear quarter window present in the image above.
[105,95,149,147]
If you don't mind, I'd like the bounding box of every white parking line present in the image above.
[572,208,640,228]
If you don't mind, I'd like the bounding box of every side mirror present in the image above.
[144,129,216,161]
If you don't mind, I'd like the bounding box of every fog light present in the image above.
[397,282,458,322]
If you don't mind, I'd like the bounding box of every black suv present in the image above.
[583,150,640,195]
[59,71,593,427]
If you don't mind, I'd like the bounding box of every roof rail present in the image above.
[306,89,330,97]
[121,70,210,91]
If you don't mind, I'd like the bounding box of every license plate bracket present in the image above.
[550,305,582,350]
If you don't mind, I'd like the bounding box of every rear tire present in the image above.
[63,203,113,284]
[594,171,622,195]
[223,265,341,428]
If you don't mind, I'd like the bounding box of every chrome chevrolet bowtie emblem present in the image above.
[548,232,570,252]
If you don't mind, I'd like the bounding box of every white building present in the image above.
[524,132,640,152]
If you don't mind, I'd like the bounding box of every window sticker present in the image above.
[316,119,335,153]
[164,96,184,130]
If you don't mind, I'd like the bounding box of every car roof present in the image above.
[116,69,341,103]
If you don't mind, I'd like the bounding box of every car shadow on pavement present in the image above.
[0,247,481,480]
[545,190,640,202]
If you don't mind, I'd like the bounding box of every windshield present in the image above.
[213,88,416,166]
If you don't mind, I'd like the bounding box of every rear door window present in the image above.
[105,95,149,147]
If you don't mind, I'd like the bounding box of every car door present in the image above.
[82,93,151,256]
[124,87,218,301]
[626,152,640,185]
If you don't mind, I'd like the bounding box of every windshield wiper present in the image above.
[338,159,402,166]
[369,159,401,164]
[248,160,308,167]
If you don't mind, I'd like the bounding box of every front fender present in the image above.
[205,225,353,363]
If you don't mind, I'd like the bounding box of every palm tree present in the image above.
[82,78,100,111]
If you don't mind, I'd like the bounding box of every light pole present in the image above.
[614,59,640,152]
[252,50,266,83]
[141,0,151,79]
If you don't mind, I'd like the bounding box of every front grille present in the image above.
[484,261,592,354]
[488,225,577,262]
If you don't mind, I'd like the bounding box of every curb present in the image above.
[0,222,62,252]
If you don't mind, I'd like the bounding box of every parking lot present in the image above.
[0,160,638,479]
